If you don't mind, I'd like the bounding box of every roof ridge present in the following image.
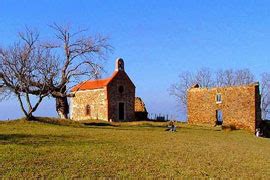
[71,71,119,92]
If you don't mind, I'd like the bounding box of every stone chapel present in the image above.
[70,58,135,121]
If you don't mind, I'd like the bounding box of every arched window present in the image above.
[85,105,91,116]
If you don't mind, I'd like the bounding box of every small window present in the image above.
[216,94,222,103]
[85,105,91,116]
[118,86,124,94]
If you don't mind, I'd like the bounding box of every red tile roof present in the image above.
[71,72,118,92]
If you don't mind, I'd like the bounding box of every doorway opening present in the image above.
[216,110,223,125]
[118,102,125,121]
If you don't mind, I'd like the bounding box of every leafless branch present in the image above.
[43,23,112,118]
[0,27,56,119]
[0,24,112,119]
[261,73,270,119]
[170,68,256,111]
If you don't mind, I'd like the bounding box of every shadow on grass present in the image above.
[182,126,222,131]
[0,134,31,140]
[33,117,82,127]
[83,121,167,129]
[83,124,169,132]
[83,122,116,127]
[0,134,64,146]
[0,133,110,146]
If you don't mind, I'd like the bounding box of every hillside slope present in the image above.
[0,120,269,178]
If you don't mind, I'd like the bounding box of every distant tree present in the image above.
[169,71,195,111]
[235,69,255,85]
[194,68,213,87]
[169,68,214,111]
[261,73,270,119]
[215,69,254,87]
[0,29,57,119]
[215,69,234,87]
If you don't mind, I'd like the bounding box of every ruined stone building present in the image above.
[70,58,135,121]
[187,83,261,133]
[135,97,148,120]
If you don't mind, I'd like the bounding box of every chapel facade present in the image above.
[70,58,135,122]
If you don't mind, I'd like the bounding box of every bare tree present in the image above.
[41,24,111,118]
[0,79,8,101]
[0,29,58,119]
[194,68,213,87]
[222,69,235,86]
[261,73,270,119]
[234,69,255,85]
[0,24,111,119]
[0,86,12,102]
[169,68,213,111]
[215,69,233,87]
[0,75,4,94]
[215,69,254,87]
[169,71,195,110]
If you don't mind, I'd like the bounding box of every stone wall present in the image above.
[107,71,135,121]
[70,88,108,121]
[187,83,261,132]
[135,97,148,120]
[135,97,147,112]
[70,58,136,122]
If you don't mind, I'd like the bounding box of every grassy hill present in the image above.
[0,119,269,178]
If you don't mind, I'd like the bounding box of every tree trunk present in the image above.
[56,96,69,119]
[16,93,37,121]
[25,114,35,121]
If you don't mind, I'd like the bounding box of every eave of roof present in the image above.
[71,71,118,92]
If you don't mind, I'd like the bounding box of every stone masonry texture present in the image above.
[187,83,261,133]
[134,97,148,120]
[107,71,135,121]
[70,88,108,121]
[70,58,135,122]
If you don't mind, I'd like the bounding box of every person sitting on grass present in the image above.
[256,128,262,137]
[166,120,176,132]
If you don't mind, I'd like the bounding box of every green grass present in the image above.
[0,119,269,178]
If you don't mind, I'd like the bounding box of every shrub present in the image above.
[222,124,238,131]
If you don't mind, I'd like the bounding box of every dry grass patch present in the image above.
[0,119,269,178]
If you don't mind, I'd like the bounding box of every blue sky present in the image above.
[0,0,270,120]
